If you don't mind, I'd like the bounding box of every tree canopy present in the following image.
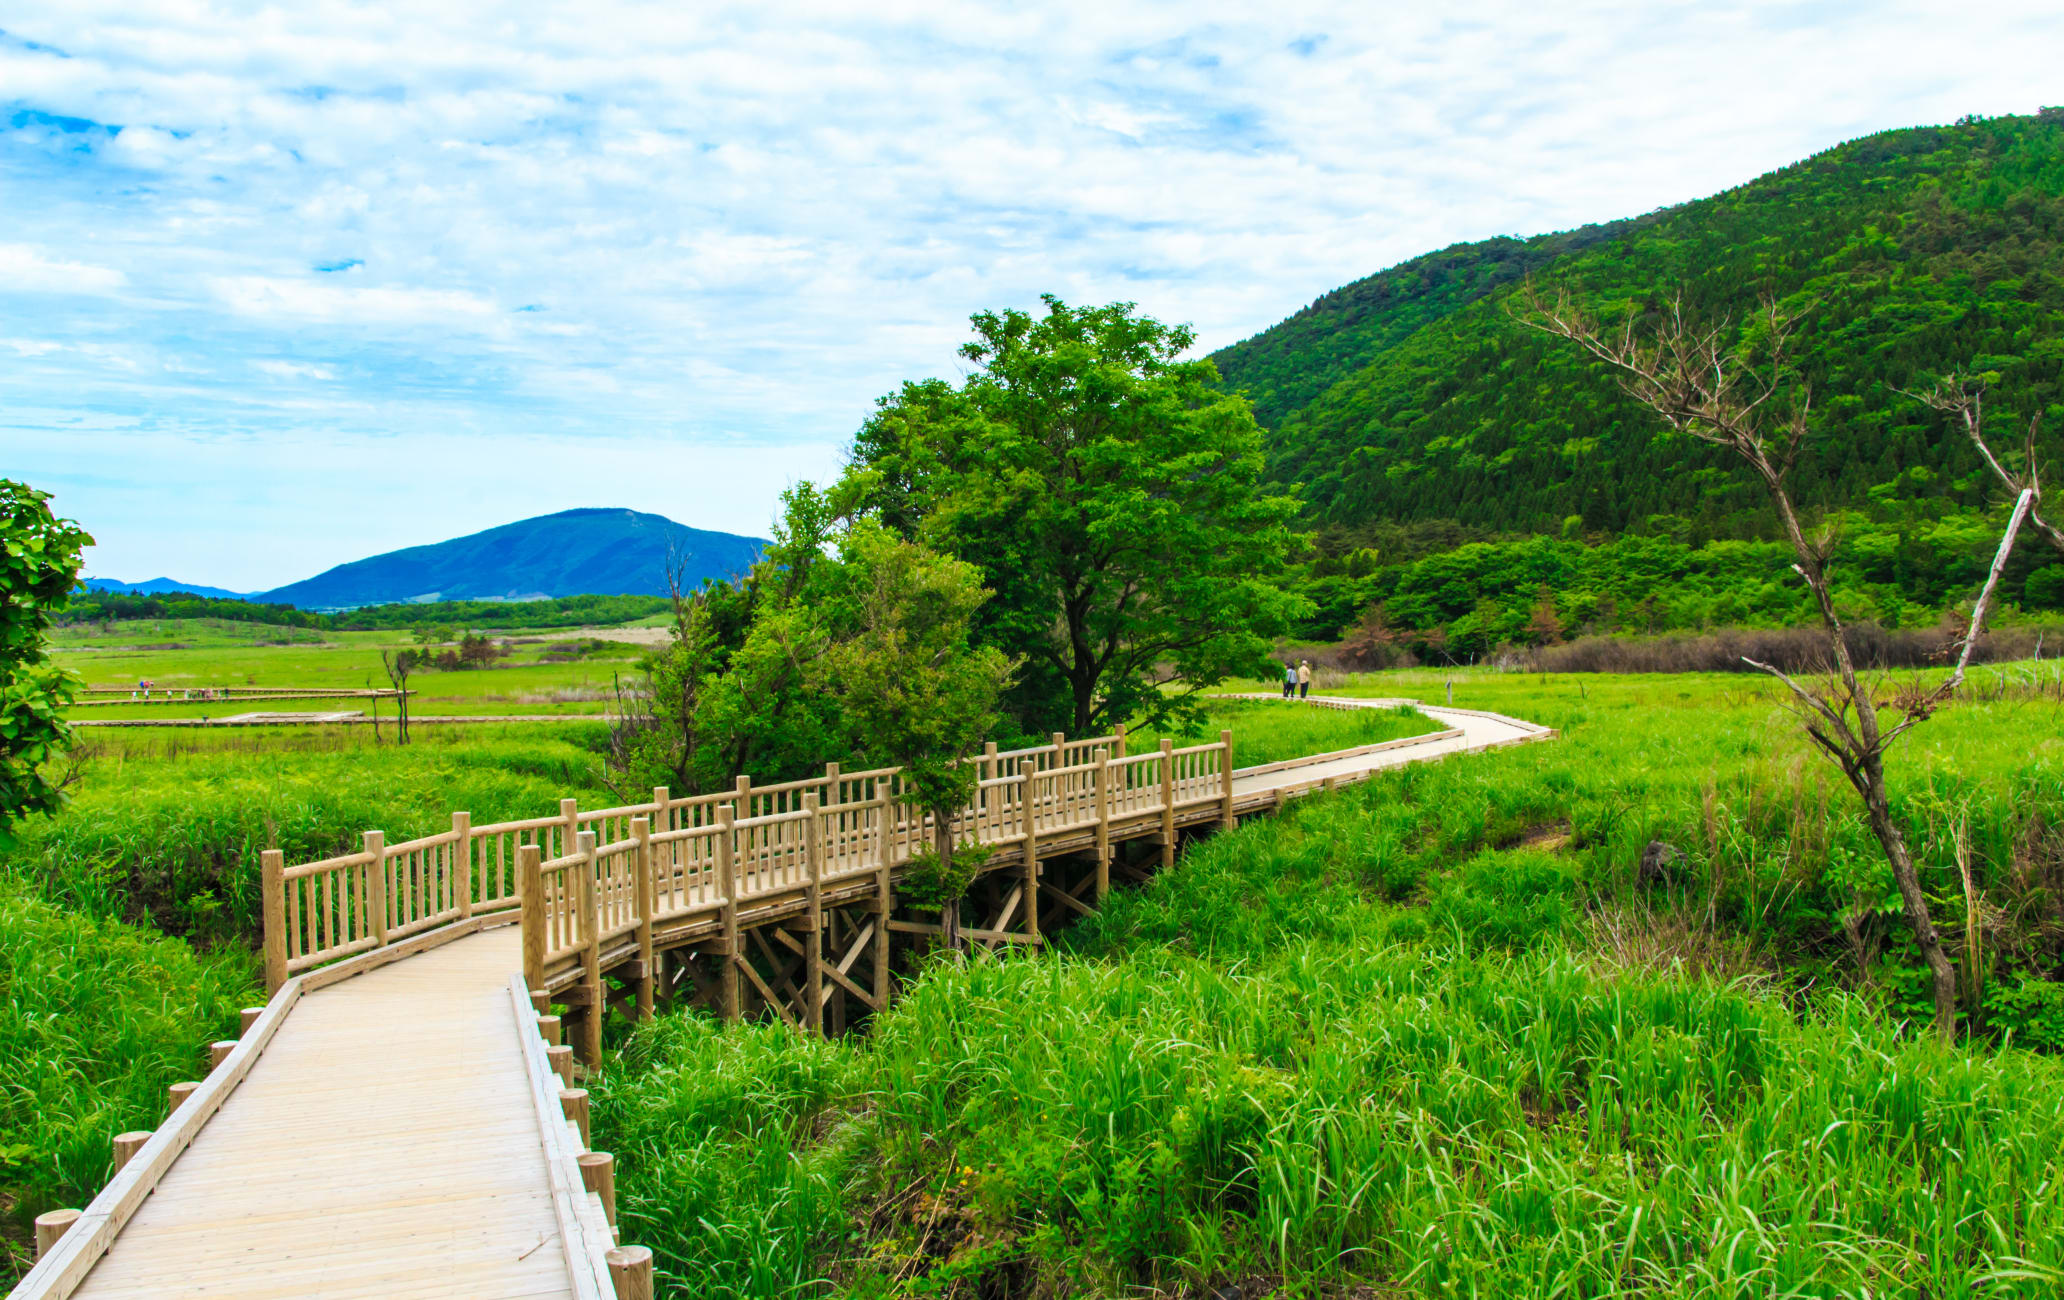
[844,296,1305,737]
[1,481,92,845]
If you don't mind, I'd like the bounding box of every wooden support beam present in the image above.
[632,816,655,1022]
[576,831,603,1067]
[1093,747,1111,904]
[718,803,740,1022]
[874,789,893,1012]
[1159,739,1176,871]
[1039,880,1096,919]
[803,793,824,1036]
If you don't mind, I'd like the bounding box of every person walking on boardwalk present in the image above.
[1282,661,1296,698]
[1297,660,1312,699]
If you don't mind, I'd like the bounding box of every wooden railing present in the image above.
[261,726,1171,991]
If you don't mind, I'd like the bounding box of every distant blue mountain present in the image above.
[247,508,766,610]
[82,576,249,600]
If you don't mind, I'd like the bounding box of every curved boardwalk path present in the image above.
[17,697,1548,1300]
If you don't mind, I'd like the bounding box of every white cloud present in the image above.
[0,245,126,294]
[6,0,2064,585]
[253,359,336,380]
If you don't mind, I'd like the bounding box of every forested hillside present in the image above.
[1214,111,2064,647]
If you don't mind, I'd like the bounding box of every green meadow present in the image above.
[590,663,2064,1298]
[8,654,2064,1293]
[53,617,660,719]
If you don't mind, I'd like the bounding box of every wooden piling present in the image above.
[34,1209,79,1260]
[530,989,550,1017]
[873,788,893,1010]
[112,1131,152,1173]
[803,794,824,1035]
[537,1014,563,1046]
[1093,747,1110,904]
[1159,739,1177,869]
[577,831,603,1066]
[547,1044,575,1088]
[632,816,655,1020]
[519,844,545,992]
[559,1087,591,1146]
[168,1081,199,1114]
[1022,770,1040,942]
[1020,768,1039,937]
[261,849,287,994]
[240,1005,265,1036]
[578,1151,617,1228]
[717,804,740,1021]
[209,1040,238,1070]
[607,1244,655,1300]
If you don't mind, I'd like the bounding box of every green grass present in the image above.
[589,665,2064,1298]
[6,724,620,943]
[54,619,661,719]
[0,883,258,1280]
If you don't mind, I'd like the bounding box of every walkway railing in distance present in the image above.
[514,730,1238,1037]
[261,727,1143,989]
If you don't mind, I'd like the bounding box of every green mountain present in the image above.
[1214,111,2064,544]
[253,508,765,610]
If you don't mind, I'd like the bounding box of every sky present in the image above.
[5,2,2063,593]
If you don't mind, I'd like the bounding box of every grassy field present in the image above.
[54,617,663,719]
[9,654,2060,1292]
[586,663,2064,1298]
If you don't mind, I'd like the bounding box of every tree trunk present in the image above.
[1857,766,1958,1040]
[934,818,963,952]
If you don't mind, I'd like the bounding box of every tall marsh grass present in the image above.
[594,672,2064,1297]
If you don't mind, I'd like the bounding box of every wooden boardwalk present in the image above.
[17,698,1549,1300]
[70,926,581,1300]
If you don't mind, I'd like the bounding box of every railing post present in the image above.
[803,793,824,1036]
[262,849,287,993]
[632,816,654,1021]
[1115,722,1128,759]
[1158,739,1176,870]
[718,804,740,1022]
[651,785,670,834]
[1024,770,1042,942]
[560,797,580,859]
[1219,729,1236,831]
[607,1244,655,1300]
[735,774,752,820]
[982,740,998,785]
[577,830,602,1066]
[825,761,841,805]
[1050,731,1065,769]
[873,787,893,1012]
[1093,747,1110,905]
[364,830,388,946]
[1020,768,1040,943]
[519,844,545,991]
[453,810,473,918]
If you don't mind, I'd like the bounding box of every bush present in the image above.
[1426,848,1578,949]
[1986,978,2064,1051]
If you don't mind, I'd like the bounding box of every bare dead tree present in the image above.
[380,649,412,745]
[1903,374,2063,555]
[1522,285,2039,1040]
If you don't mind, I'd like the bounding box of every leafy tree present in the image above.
[811,522,1014,946]
[1,482,92,845]
[845,296,1305,737]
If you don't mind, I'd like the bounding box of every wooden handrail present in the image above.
[265,727,1227,991]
